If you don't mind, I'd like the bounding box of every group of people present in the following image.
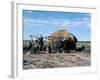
[48,37,77,53]
[23,35,79,54]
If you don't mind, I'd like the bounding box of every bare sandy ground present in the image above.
[23,52,91,69]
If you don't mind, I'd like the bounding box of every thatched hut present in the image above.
[48,29,78,53]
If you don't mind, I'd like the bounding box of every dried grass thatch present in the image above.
[48,29,77,44]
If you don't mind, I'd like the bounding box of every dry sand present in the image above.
[23,52,91,69]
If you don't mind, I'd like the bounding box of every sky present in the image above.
[23,10,91,41]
